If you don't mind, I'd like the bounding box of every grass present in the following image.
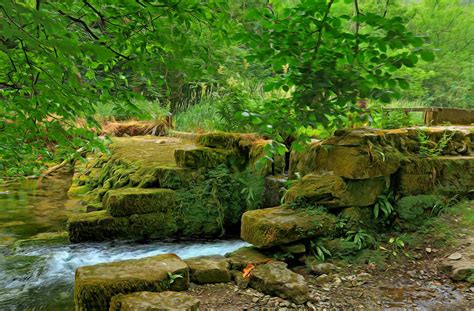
[174,100,225,133]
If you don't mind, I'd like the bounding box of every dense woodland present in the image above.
[0,0,473,178]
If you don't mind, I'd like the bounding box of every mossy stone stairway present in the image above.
[67,133,278,242]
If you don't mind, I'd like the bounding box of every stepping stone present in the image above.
[241,206,337,248]
[103,188,176,217]
[185,255,231,284]
[225,247,271,270]
[249,261,309,304]
[109,291,200,311]
[74,253,189,310]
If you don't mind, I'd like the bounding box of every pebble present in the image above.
[447,252,463,260]
[252,297,259,303]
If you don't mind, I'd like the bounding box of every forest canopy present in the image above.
[0,0,473,177]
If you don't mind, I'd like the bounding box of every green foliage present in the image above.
[373,191,396,221]
[402,0,474,108]
[345,229,375,250]
[0,0,233,177]
[238,0,434,150]
[370,105,418,129]
[310,238,332,262]
[160,272,184,290]
[417,129,455,157]
[176,165,264,236]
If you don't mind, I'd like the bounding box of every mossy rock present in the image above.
[109,291,200,311]
[103,188,176,217]
[225,247,272,270]
[174,146,245,170]
[74,253,189,310]
[196,132,247,148]
[285,173,389,208]
[398,156,474,196]
[67,210,178,243]
[314,145,401,179]
[248,261,309,304]
[241,206,337,248]
[185,255,231,284]
[396,195,445,222]
[68,211,129,243]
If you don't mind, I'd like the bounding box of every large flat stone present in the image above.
[185,255,231,284]
[74,253,189,310]
[174,146,244,169]
[249,261,309,304]
[241,206,337,248]
[67,210,178,243]
[104,188,176,217]
[109,291,200,311]
[284,173,389,208]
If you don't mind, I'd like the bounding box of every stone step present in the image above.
[184,255,231,285]
[248,261,309,305]
[241,206,337,248]
[174,146,245,169]
[103,188,176,217]
[109,291,200,311]
[67,210,178,243]
[75,253,189,310]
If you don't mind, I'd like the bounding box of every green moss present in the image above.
[104,188,176,217]
[67,210,178,243]
[109,291,200,311]
[240,206,338,248]
[74,253,189,310]
[196,132,244,148]
[68,211,130,243]
[285,174,388,208]
[396,194,445,222]
[174,146,246,170]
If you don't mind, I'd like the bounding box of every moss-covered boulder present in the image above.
[248,261,309,304]
[241,206,337,248]
[396,195,445,222]
[314,145,401,179]
[74,253,189,310]
[197,132,255,148]
[67,210,178,243]
[174,146,245,170]
[398,156,474,196]
[68,211,130,243]
[225,247,272,270]
[109,291,200,311]
[185,255,231,284]
[284,174,389,208]
[103,188,176,217]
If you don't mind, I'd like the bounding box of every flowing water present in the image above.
[0,173,248,310]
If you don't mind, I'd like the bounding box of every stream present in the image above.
[0,174,248,310]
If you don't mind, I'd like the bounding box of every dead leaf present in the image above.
[243,263,255,278]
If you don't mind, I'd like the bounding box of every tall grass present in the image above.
[174,100,225,132]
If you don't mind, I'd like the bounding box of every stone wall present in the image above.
[241,126,474,249]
